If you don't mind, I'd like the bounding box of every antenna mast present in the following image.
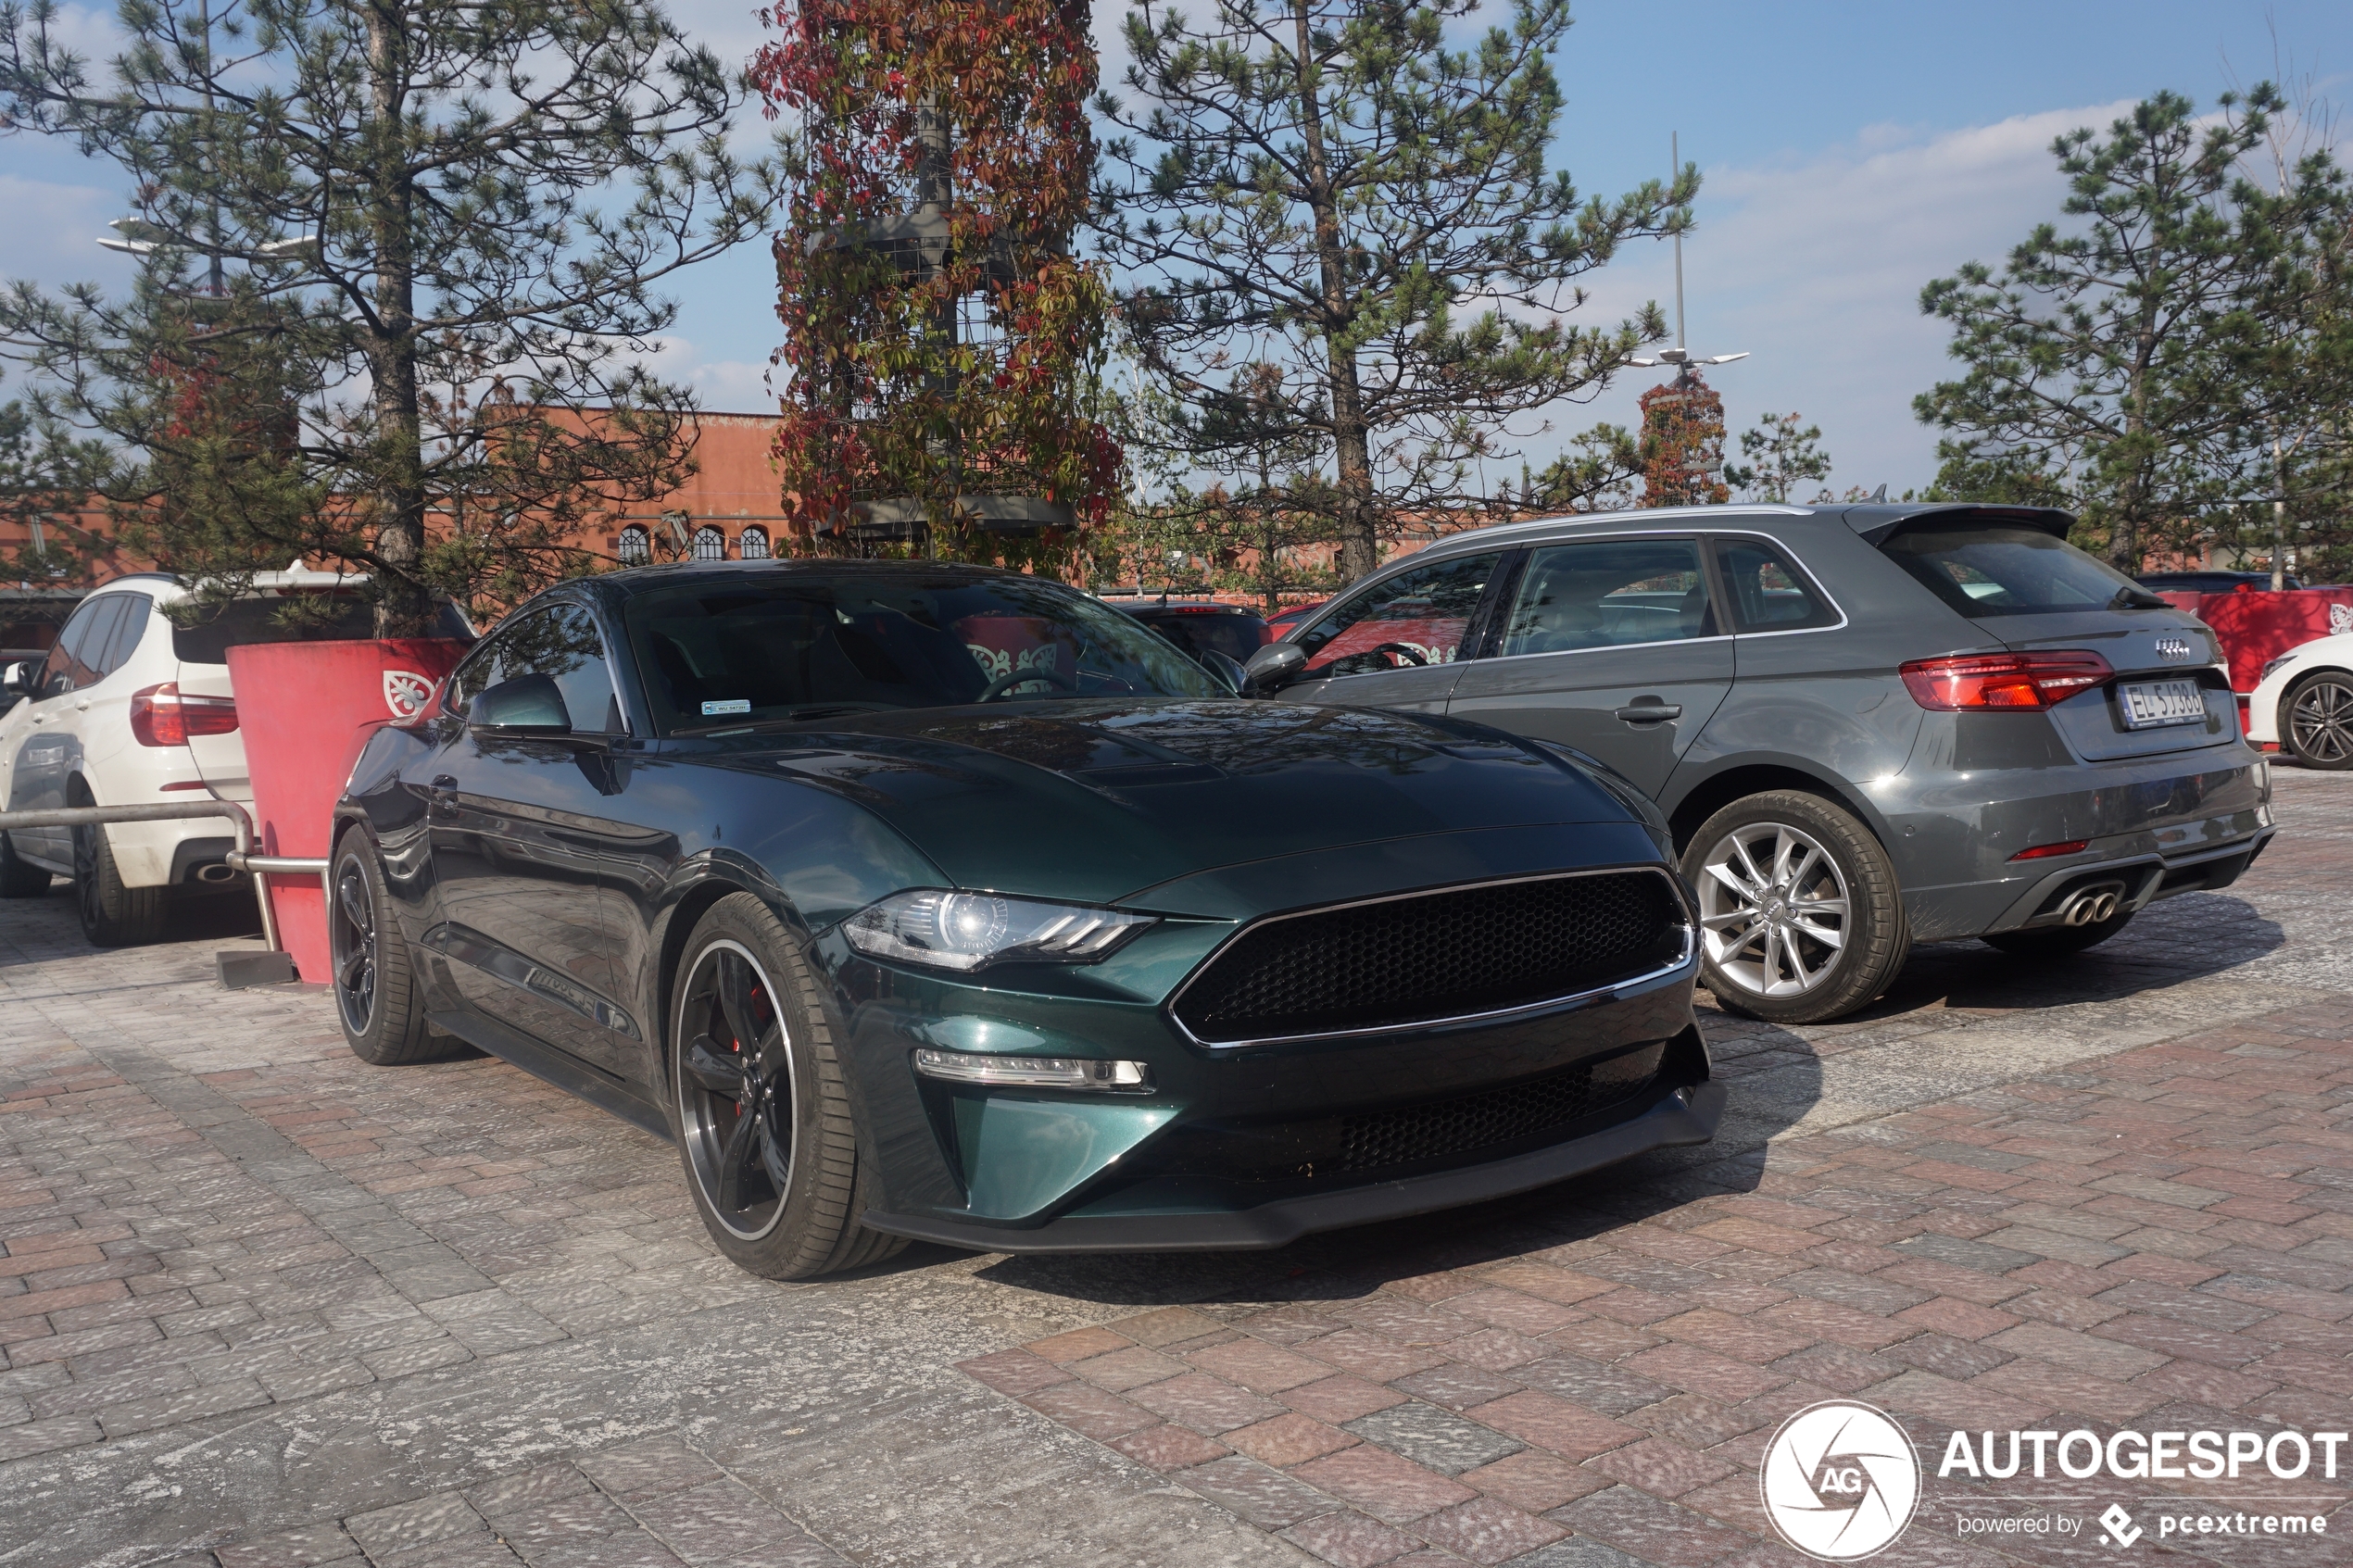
[1672,131,1685,352]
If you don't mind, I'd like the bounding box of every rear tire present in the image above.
[69,799,168,947]
[1982,907,2134,959]
[332,828,466,1065]
[1683,789,1908,1025]
[669,893,906,1280]
[2281,671,2353,770]
[0,833,51,897]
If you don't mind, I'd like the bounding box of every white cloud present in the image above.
[1549,101,2141,495]
[0,173,129,294]
[642,333,776,413]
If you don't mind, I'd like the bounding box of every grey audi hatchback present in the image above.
[1242,503,2274,1023]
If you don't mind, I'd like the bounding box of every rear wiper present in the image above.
[2108,585,2171,610]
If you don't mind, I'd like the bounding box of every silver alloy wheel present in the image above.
[2289,675,2353,763]
[1696,820,1853,998]
[674,938,796,1241]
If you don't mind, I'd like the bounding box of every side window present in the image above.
[1496,538,1714,656]
[441,633,509,717]
[1712,537,1839,633]
[93,593,154,680]
[501,604,624,734]
[1295,552,1503,678]
[50,595,127,694]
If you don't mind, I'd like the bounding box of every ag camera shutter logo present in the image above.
[1760,1400,1921,1560]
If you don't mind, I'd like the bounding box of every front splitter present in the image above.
[862,1078,1728,1254]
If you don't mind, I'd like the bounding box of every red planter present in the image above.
[226,638,471,982]
[2157,587,2353,694]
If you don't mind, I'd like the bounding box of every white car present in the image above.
[0,570,470,945]
[2247,632,2353,770]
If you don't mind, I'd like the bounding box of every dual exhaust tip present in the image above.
[2057,882,2126,927]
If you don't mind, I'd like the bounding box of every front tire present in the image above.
[0,833,51,897]
[669,893,904,1280]
[2282,671,2353,769]
[332,828,464,1065]
[70,809,168,947]
[1683,790,1908,1024]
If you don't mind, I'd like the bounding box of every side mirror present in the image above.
[1198,648,1247,696]
[1,661,29,696]
[470,673,572,738]
[1240,642,1305,694]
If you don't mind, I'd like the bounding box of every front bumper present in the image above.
[864,1075,1725,1252]
[825,895,1710,1250]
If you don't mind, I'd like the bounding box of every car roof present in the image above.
[1399,500,2077,567]
[597,558,1025,600]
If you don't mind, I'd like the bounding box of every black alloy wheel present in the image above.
[331,828,461,1065]
[676,937,797,1240]
[2283,671,2353,770]
[67,794,167,947]
[670,894,904,1278]
[331,856,380,1038]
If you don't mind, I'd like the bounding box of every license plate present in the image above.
[2118,679,2206,729]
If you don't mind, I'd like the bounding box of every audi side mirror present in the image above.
[1199,648,1247,696]
[469,673,572,738]
[1240,642,1305,694]
[1,661,29,696]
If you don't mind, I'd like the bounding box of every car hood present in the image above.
[692,699,1641,908]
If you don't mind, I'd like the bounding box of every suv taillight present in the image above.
[1898,651,2113,711]
[130,683,240,746]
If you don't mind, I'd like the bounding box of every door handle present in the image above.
[74,699,91,712]
[1614,704,1682,723]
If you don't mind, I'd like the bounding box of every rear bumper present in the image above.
[862,1076,1726,1253]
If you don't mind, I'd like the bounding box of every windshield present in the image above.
[624,572,1222,732]
[1879,524,2146,619]
[1133,610,1266,664]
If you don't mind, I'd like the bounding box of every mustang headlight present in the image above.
[843,889,1156,972]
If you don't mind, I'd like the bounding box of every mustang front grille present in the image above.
[1170,869,1691,1046]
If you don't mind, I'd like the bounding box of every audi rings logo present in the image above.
[1760,1400,1921,1561]
[2155,637,2193,663]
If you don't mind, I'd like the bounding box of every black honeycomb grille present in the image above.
[1336,1055,1655,1172]
[1173,871,1687,1045]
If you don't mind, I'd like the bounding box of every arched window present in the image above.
[692,525,727,560]
[617,524,650,564]
[739,526,771,559]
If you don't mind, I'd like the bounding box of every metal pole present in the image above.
[1671,131,1686,354]
[0,799,310,953]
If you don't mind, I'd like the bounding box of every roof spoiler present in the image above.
[1845,504,2075,546]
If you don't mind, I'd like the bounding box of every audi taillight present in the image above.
[130,683,239,746]
[1897,651,2113,711]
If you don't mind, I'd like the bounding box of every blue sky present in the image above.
[5,0,2350,496]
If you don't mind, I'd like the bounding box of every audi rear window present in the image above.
[171,596,473,664]
[1878,524,2145,619]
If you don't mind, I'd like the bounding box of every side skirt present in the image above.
[427,1008,673,1144]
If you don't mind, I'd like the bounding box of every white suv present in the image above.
[0,571,468,945]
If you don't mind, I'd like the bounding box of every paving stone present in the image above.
[1290,1444,1479,1524]
[345,1492,488,1556]
[573,1434,724,1499]
[216,1523,360,1568]
[1181,1456,1348,1529]
[1412,1496,1568,1565]
[1344,1399,1526,1475]
[1104,1421,1231,1471]
[1279,1508,1425,1568]
[1457,1449,1614,1513]
[1128,1371,1286,1435]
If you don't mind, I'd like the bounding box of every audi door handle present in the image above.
[74,698,91,711]
[1614,704,1682,723]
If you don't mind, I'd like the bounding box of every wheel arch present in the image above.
[1662,758,1893,856]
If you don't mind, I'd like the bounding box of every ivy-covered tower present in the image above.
[753,0,1118,562]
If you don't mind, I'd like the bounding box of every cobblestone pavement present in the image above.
[3,769,2348,1568]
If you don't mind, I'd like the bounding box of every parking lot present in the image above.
[3,766,2349,1568]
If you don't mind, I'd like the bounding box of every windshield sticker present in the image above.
[700,699,751,716]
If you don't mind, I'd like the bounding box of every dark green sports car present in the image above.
[330,561,1720,1278]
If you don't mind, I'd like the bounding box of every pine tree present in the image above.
[1096,0,1688,583]
[1724,411,1832,504]
[1,0,782,632]
[1915,90,2281,570]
